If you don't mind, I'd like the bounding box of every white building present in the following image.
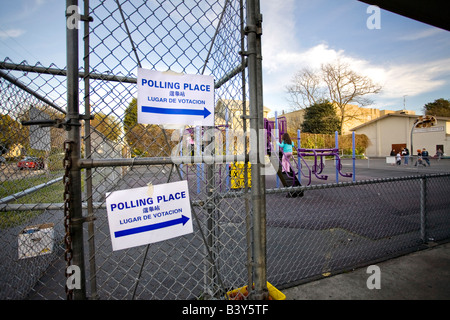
[351,112,450,157]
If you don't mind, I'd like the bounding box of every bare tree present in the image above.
[286,67,323,109]
[322,60,382,130]
[286,59,382,132]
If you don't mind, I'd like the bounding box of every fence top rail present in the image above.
[78,155,249,168]
[0,61,245,90]
[0,61,137,83]
[265,172,450,194]
[0,68,67,115]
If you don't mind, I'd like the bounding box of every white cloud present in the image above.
[261,0,300,74]
[263,42,450,107]
[0,28,25,39]
[263,43,346,93]
[378,58,450,98]
[398,27,445,41]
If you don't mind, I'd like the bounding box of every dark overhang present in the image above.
[359,0,450,31]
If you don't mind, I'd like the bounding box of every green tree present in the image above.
[301,100,341,134]
[423,98,450,117]
[123,97,176,157]
[0,113,28,152]
[124,97,138,134]
[92,112,121,142]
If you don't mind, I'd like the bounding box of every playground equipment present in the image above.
[296,130,356,185]
[296,130,355,186]
[179,125,230,193]
[265,112,355,187]
[264,115,303,196]
[180,113,356,193]
[294,146,353,186]
[264,116,287,155]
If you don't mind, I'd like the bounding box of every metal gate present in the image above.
[0,0,266,301]
[63,0,266,300]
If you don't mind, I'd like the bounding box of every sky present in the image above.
[1,0,449,117]
[260,0,450,116]
[0,0,66,66]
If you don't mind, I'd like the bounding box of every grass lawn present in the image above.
[0,170,85,229]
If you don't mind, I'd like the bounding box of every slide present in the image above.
[270,151,304,198]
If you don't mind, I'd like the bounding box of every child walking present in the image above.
[396,151,401,165]
[276,133,295,173]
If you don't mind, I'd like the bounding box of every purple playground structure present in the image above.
[265,112,355,191]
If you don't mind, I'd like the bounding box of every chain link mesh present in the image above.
[1,0,450,300]
[266,174,450,287]
[0,60,68,299]
[81,0,251,300]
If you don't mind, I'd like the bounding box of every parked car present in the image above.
[17,157,44,170]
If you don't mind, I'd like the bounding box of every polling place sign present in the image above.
[106,180,193,251]
[137,68,215,126]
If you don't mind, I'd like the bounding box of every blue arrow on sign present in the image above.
[114,215,190,238]
[142,106,211,119]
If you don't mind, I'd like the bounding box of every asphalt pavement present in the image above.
[283,240,450,300]
[282,157,450,300]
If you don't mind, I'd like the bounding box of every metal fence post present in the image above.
[66,0,86,300]
[420,176,427,243]
[83,0,99,300]
[206,130,218,297]
[246,0,267,299]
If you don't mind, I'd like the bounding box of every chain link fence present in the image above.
[0,59,68,299]
[1,0,450,300]
[266,173,450,288]
[82,0,255,300]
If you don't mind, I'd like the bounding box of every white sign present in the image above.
[106,180,193,251]
[18,223,54,259]
[414,126,444,133]
[137,68,215,126]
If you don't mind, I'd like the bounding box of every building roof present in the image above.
[350,112,450,131]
